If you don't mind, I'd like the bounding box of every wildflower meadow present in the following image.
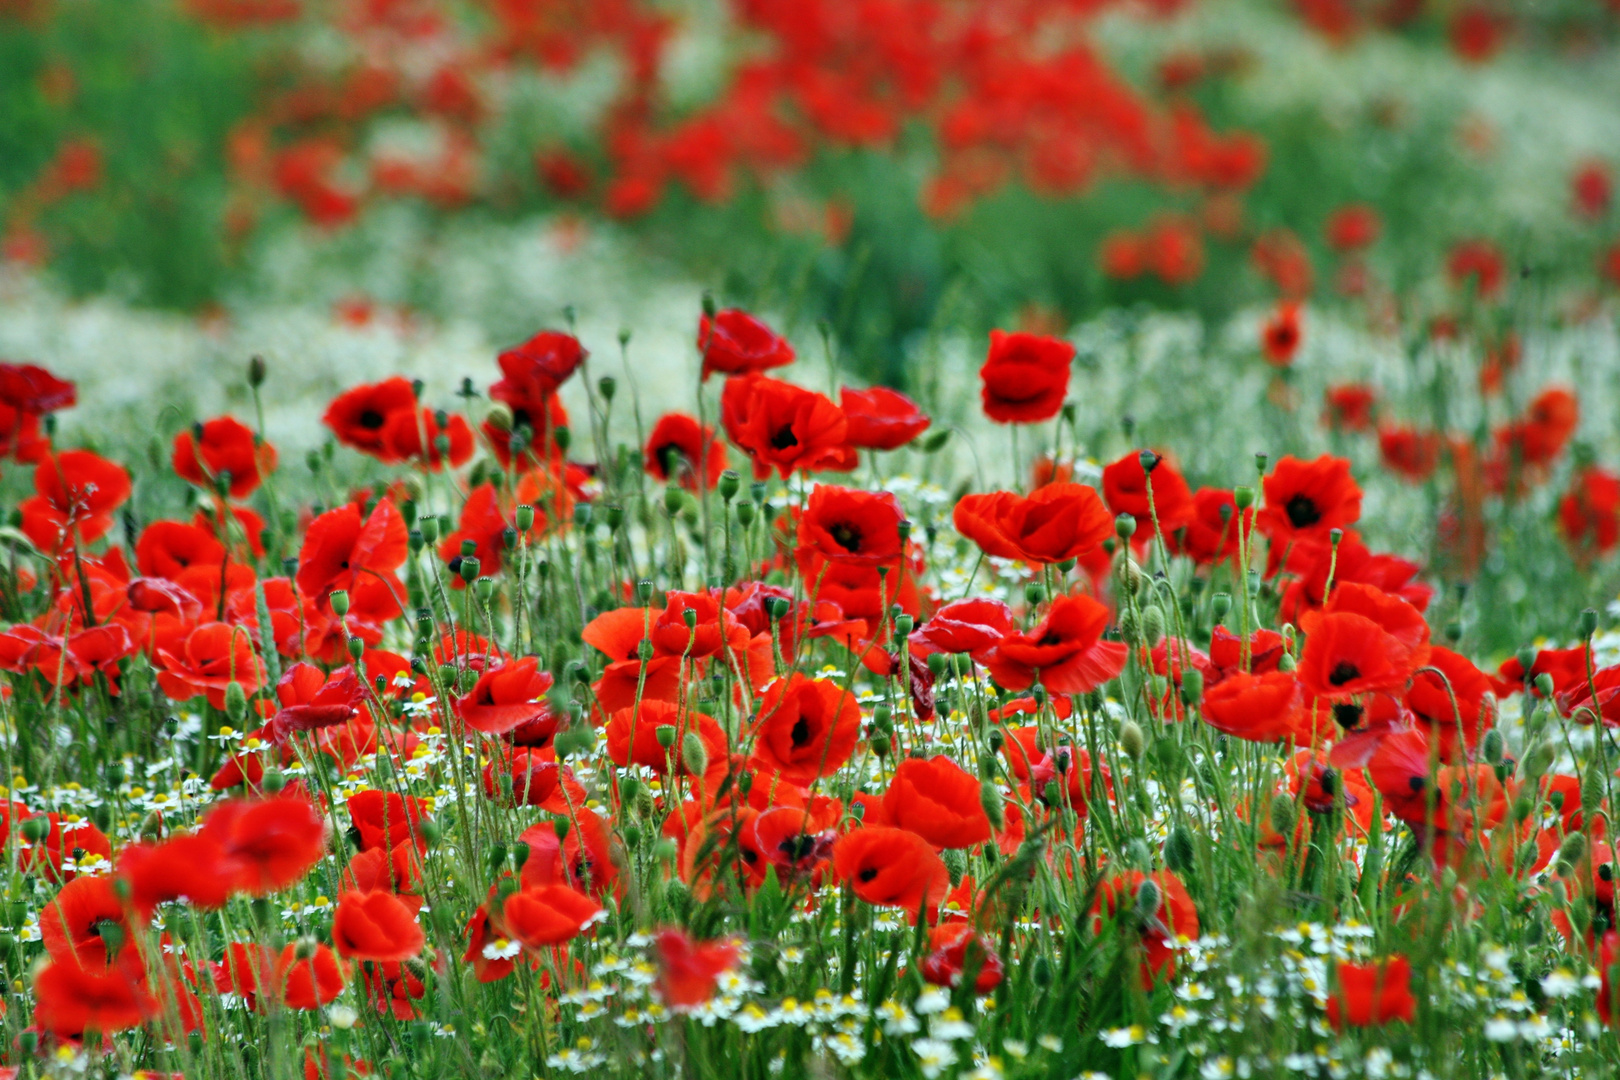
[4,1,1620,1079]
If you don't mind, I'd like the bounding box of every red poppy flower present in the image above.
[1090,869,1199,982]
[1405,646,1495,756]
[1171,487,1252,566]
[1559,466,1620,557]
[1447,239,1505,299]
[1258,454,1362,546]
[1305,581,1431,657]
[40,875,130,968]
[1322,384,1377,433]
[1102,450,1194,537]
[20,449,132,553]
[0,361,75,415]
[482,748,586,810]
[1494,645,1587,699]
[492,330,585,401]
[134,520,226,580]
[978,330,1072,424]
[650,591,750,660]
[653,928,739,1007]
[296,498,407,610]
[883,755,992,849]
[606,700,728,774]
[173,416,277,497]
[746,674,861,784]
[116,832,241,916]
[1275,531,1431,623]
[1496,387,1578,469]
[953,483,1112,565]
[333,890,426,962]
[747,801,841,884]
[0,622,134,692]
[698,309,795,381]
[985,594,1128,695]
[518,808,618,898]
[1326,204,1381,251]
[462,906,517,983]
[347,790,428,852]
[1202,671,1323,745]
[380,407,474,470]
[1261,302,1301,366]
[839,386,930,450]
[1297,612,1416,699]
[323,377,418,459]
[920,923,1003,993]
[154,621,265,708]
[33,957,152,1035]
[908,598,1015,664]
[483,392,569,470]
[270,662,364,743]
[720,374,856,479]
[1326,956,1416,1028]
[276,942,347,1009]
[494,884,603,948]
[797,484,906,565]
[201,795,327,894]
[342,842,422,897]
[831,827,950,912]
[582,606,682,713]
[645,412,727,490]
[1598,932,1620,1026]
[1377,425,1442,483]
[455,657,555,736]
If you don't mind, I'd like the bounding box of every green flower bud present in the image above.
[1164,823,1195,875]
[224,681,248,723]
[1179,668,1204,706]
[1119,720,1145,760]
[1114,513,1137,540]
[980,780,1005,832]
[942,848,967,888]
[681,731,708,776]
[1268,793,1297,843]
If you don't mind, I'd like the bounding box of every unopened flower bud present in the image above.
[1268,793,1297,842]
[248,355,267,387]
[484,403,514,433]
[1164,823,1195,875]
[1140,606,1165,648]
[1132,878,1162,924]
[1480,729,1505,766]
[681,731,708,776]
[1233,486,1255,510]
[942,848,966,887]
[1119,720,1145,760]
[598,376,616,401]
[1580,608,1600,638]
[980,780,1004,831]
[224,680,248,723]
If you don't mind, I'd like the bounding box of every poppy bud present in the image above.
[1511,795,1535,824]
[553,427,572,453]
[1132,878,1162,924]
[260,766,286,794]
[139,812,164,841]
[623,823,642,847]
[1532,672,1554,698]
[1233,486,1255,510]
[598,375,616,401]
[921,429,951,453]
[1277,652,1297,673]
[1580,608,1600,638]
[1031,682,1047,706]
[894,614,914,637]
[1031,956,1052,989]
[942,848,966,888]
[1480,729,1505,766]
[664,485,684,516]
[20,816,48,843]
[408,529,425,553]
[1165,823,1195,875]
[484,403,514,433]
[1179,668,1203,706]
[1268,793,1297,843]
[1515,646,1537,676]
[654,838,678,863]
[1119,720,1145,760]
[1211,592,1231,623]
[224,681,248,723]
[1558,833,1587,869]
[1521,741,1555,781]
[1584,759,1605,820]
[637,640,655,662]
[420,819,442,849]
[1114,558,1144,597]
[1140,606,1165,648]
[681,732,708,776]
[552,816,570,842]
[620,776,641,803]
[1114,513,1136,540]
[1042,781,1061,806]
[980,781,1004,831]
[487,843,509,876]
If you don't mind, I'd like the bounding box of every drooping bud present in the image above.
[1132,878,1162,924]
[1268,793,1297,843]
[1119,720,1145,760]
[980,780,1005,832]
[1140,606,1165,648]
[1480,729,1505,766]
[1164,823,1195,875]
[681,731,708,776]
[942,848,967,888]
[224,681,248,723]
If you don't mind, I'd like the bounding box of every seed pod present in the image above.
[1211,592,1232,623]
[654,725,677,750]
[1534,672,1555,698]
[1558,832,1588,869]
[1179,668,1204,706]
[1132,878,1161,924]
[1114,513,1137,540]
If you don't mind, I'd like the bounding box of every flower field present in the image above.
[6,0,1620,1078]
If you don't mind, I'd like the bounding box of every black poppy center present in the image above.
[779,835,816,862]
[1332,702,1363,729]
[789,716,812,748]
[1285,493,1321,529]
[829,522,862,553]
[770,425,799,450]
[1327,661,1360,687]
[1038,631,1064,646]
[358,408,386,429]
[857,866,878,883]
